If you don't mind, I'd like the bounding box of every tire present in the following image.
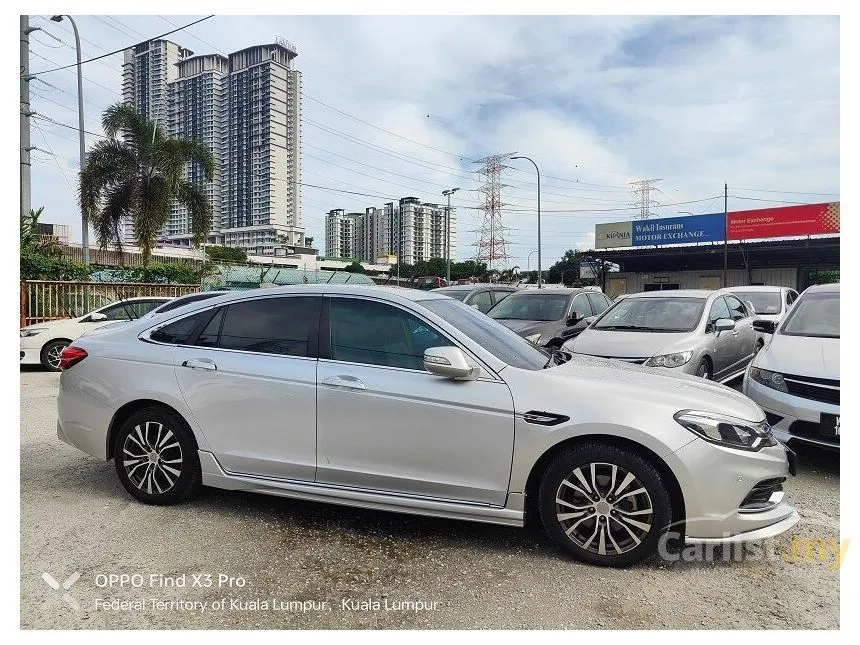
[40,339,70,372]
[113,406,202,505]
[695,357,712,380]
[538,442,672,567]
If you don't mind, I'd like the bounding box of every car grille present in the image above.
[783,373,840,406]
[790,421,840,445]
[596,355,648,365]
[740,478,785,512]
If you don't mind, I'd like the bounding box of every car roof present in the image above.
[721,286,785,292]
[101,296,172,304]
[179,284,454,305]
[805,283,839,293]
[623,289,713,299]
[503,287,590,296]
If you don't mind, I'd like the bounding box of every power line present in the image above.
[32,115,106,139]
[730,187,839,197]
[28,50,121,96]
[32,118,75,192]
[31,15,214,75]
[728,195,823,206]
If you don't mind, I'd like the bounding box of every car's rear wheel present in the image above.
[695,357,712,380]
[538,443,672,567]
[40,339,69,372]
[113,407,201,505]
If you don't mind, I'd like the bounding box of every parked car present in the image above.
[433,284,517,314]
[487,288,613,348]
[20,296,170,371]
[721,286,799,325]
[56,285,797,567]
[413,276,447,290]
[743,283,839,451]
[141,291,230,318]
[565,290,761,382]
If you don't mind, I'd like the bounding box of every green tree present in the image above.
[304,236,314,248]
[205,245,247,263]
[344,261,366,274]
[79,103,215,265]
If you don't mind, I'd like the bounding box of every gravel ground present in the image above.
[20,368,840,629]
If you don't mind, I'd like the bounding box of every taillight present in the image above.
[59,346,88,370]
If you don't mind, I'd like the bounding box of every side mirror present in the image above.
[89,312,108,322]
[424,346,480,380]
[566,313,581,327]
[714,318,735,333]
[752,319,777,335]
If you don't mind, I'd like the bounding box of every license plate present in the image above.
[820,413,840,437]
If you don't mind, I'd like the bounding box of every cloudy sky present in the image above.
[27,13,839,266]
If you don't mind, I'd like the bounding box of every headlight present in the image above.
[748,367,788,393]
[20,327,47,338]
[644,350,693,368]
[524,333,542,345]
[674,410,777,451]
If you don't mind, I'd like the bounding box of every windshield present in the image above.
[594,296,706,332]
[730,291,782,315]
[434,289,470,302]
[779,292,839,338]
[420,298,550,371]
[487,293,569,321]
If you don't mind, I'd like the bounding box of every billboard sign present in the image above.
[595,221,632,248]
[631,213,725,246]
[727,202,839,240]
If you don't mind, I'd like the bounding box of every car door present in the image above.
[315,295,515,506]
[171,295,321,480]
[705,296,735,380]
[724,294,756,366]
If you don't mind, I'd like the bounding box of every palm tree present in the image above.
[79,103,215,265]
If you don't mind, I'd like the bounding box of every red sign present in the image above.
[727,202,839,240]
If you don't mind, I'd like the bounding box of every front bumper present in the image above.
[743,374,839,450]
[20,337,42,365]
[665,436,799,542]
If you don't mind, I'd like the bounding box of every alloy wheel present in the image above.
[554,462,654,556]
[121,421,183,495]
[46,344,65,370]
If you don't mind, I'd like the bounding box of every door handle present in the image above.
[321,375,366,390]
[181,358,217,371]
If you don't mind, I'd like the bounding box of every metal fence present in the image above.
[20,281,198,327]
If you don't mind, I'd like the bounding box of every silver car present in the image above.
[743,283,840,451]
[564,290,760,382]
[56,285,797,567]
[721,286,799,324]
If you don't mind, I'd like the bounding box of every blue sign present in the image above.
[631,213,725,246]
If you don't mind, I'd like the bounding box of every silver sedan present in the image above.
[56,285,797,567]
[564,290,761,382]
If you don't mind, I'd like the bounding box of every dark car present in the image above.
[487,287,613,348]
[433,284,518,314]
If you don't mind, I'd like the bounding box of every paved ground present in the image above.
[21,368,840,629]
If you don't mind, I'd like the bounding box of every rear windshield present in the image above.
[730,291,782,315]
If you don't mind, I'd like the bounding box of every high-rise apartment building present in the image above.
[221,43,303,255]
[325,209,362,259]
[121,39,304,255]
[163,54,228,246]
[324,198,455,264]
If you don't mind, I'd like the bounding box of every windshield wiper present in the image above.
[597,324,653,331]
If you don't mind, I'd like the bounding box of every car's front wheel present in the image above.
[113,406,202,505]
[538,442,672,567]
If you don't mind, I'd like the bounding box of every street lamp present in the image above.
[526,250,537,275]
[442,187,459,284]
[510,156,541,288]
[51,15,88,264]
[677,211,694,216]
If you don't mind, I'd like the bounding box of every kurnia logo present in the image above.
[605,231,631,239]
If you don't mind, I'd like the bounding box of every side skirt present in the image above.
[198,451,525,528]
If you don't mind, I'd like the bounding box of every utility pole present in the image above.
[723,182,728,287]
[51,15,88,264]
[21,15,37,221]
[442,187,459,284]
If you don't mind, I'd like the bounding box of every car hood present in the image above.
[551,354,764,421]
[493,319,552,334]
[568,328,696,359]
[756,333,840,380]
[21,317,82,330]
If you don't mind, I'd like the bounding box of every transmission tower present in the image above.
[630,178,662,219]
[473,152,515,270]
